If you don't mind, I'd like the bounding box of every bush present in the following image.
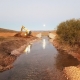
[56,19,80,46]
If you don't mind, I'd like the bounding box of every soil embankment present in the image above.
[53,38,80,80]
[0,34,37,72]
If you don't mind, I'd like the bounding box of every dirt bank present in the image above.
[53,39,80,61]
[53,39,80,80]
[0,36,37,72]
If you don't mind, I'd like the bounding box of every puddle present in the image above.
[0,37,79,80]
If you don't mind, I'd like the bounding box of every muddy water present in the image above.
[0,37,79,80]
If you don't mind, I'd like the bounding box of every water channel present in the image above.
[0,37,79,80]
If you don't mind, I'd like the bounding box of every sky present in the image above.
[0,0,80,31]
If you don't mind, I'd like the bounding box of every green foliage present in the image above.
[56,19,80,46]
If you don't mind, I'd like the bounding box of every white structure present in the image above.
[36,33,42,38]
[48,33,56,39]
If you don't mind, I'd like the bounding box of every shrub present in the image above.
[56,19,80,46]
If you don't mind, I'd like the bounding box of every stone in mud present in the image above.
[11,45,27,56]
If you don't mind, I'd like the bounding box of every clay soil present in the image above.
[0,32,37,72]
[53,38,80,80]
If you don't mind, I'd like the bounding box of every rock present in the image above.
[11,45,27,56]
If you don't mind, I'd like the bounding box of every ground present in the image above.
[0,31,37,72]
[1,29,79,80]
[0,29,52,72]
[53,36,80,80]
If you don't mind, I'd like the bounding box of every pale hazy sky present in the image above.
[0,0,80,31]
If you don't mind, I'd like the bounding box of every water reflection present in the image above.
[42,39,46,49]
[24,44,32,54]
[56,50,80,70]
[0,38,68,80]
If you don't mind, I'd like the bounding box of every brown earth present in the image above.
[53,37,80,80]
[0,28,54,72]
[0,32,16,37]
[0,32,38,72]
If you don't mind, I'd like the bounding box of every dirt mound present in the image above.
[14,32,27,37]
[64,66,80,80]
[0,39,28,54]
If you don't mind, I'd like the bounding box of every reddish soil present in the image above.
[53,38,80,80]
[0,32,37,72]
[0,32,16,37]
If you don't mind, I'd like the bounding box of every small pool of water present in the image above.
[0,37,79,80]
